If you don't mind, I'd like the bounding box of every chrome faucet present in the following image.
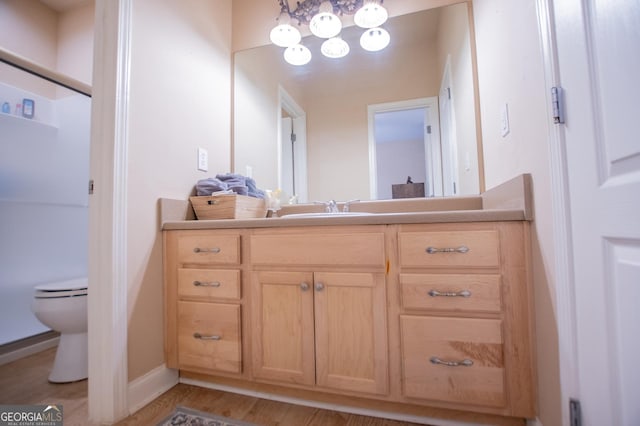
[326,200,339,213]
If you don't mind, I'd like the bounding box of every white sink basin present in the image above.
[282,212,373,218]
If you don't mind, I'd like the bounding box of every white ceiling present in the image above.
[39,0,91,13]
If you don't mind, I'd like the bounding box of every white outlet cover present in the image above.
[197,147,208,172]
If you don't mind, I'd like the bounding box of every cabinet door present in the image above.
[252,271,315,386]
[314,272,389,395]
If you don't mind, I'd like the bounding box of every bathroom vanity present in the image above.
[162,175,536,426]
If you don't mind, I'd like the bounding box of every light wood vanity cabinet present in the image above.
[164,221,535,423]
[250,227,389,396]
[165,230,244,375]
[396,222,535,418]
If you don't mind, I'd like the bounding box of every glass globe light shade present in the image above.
[354,0,388,29]
[309,1,342,38]
[270,12,302,47]
[321,37,350,59]
[360,27,390,52]
[284,44,312,66]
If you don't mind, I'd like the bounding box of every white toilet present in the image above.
[31,278,88,383]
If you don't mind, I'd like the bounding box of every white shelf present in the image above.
[0,111,57,130]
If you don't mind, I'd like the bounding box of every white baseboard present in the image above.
[527,418,544,426]
[0,336,59,366]
[128,364,179,414]
[180,377,488,426]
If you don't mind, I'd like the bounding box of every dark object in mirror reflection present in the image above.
[392,182,425,199]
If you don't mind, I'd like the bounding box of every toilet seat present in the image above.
[34,279,88,299]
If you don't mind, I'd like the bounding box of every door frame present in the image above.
[87,0,131,422]
[536,0,580,424]
[277,86,308,203]
[367,97,440,200]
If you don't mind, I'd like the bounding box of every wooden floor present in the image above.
[0,347,426,425]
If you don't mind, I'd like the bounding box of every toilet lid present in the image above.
[34,278,88,298]
[34,288,87,298]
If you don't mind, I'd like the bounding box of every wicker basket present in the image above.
[190,194,267,220]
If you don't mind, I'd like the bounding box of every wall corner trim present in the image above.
[127,365,179,415]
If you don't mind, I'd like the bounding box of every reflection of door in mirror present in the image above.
[368,98,442,199]
[439,57,459,196]
[278,87,308,203]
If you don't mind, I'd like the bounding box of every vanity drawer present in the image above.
[250,232,385,267]
[178,269,241,301]
[398,230,500,268]
[177,234,240,265]
[178,301,241,373]
[400,274,501,313]
[400,315,505,407]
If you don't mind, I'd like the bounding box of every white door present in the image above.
[280,116,294,199]
[425,104,442,197]
[438,64,458,196]
[554,1,640,425]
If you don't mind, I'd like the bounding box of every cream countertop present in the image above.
[160,174,533,231]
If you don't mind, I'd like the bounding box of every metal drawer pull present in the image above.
[315,282,325,291]
[426,246,469,254]
[428,289,472,298]
[193,281,221,287]
[193,247,221,254]
[300,282,310,291]
[430,357,473,367]
[193,332,221,341]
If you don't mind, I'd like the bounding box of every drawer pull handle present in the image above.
[300,282,310,291]
[430,357,473,367]
[207,200,220,205]
[426,246,469,254]
[193,281,221,287]
[315,282,325,291]
[428,289,472,298]
[193,247,221,254]
[193,332,221,341]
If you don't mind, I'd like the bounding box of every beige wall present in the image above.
[57,1,95,84]
[126,0,233,381]
[0,0,57,67]
[0,0,93,91]
[234,43,305,194]
[0,0,58,96]
[473,0,560,425]
[436,2,479,195]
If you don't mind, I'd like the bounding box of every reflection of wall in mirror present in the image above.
[437,2,479,196]
[234,43,305,196]
[234,2,479,201]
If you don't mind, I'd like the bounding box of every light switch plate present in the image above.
[197,147,208,172]
[501,103,510,137]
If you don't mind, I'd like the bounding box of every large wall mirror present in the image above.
[234,1,483,203]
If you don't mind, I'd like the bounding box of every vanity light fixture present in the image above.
[270,0,389,65]
[284,44,313,65]
[360,27,390,52]
[309,1,343,38]
[270,11,302,47]
[321,36,350,58]
[354,0,388,28]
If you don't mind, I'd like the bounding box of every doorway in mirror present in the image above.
[368,97,443,199]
